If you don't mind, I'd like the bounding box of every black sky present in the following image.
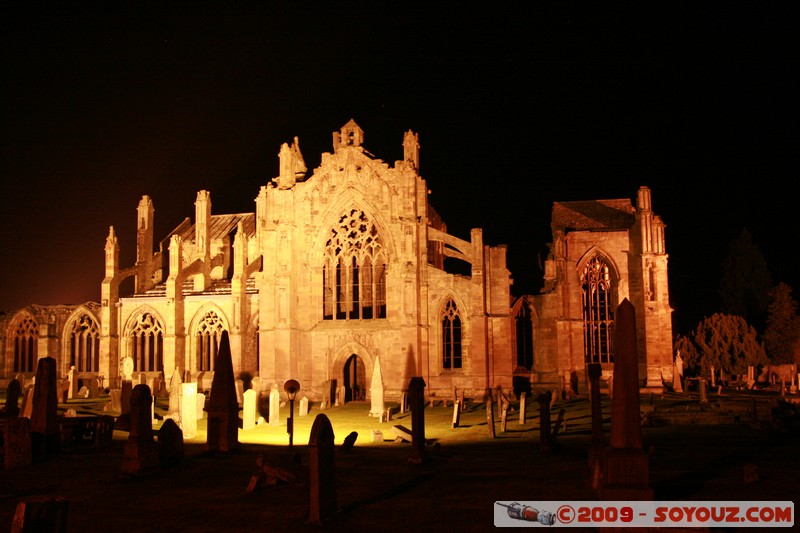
[2,3,799,335]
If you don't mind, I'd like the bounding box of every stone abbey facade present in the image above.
[0,120,674,400]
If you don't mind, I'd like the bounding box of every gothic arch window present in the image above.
[442,298,462,370]
[196,310,226,371]
[69,314,100,372]
[323,209,387,320]
[12,315,38,373]
[514,299,534,370]
[581,256,615,364]
[129,312,164,372]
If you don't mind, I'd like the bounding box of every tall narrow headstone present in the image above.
[269,383,281,426]
[299,396,309,416]
[20,388,35,419]
[180,383,197,439]
[600,299,652,500]
[485,388,496,439]
[30,356,59,456]
[451,400,461,428]
[408,377,429,464]
[308,413,337,526]
[167,366,183,423]
[369,356,385,417]
[243,389,257,430]
[122,384,159,475]
[67,365,76,399]
[205,331,240,453]
[518,391,527,424]
[3,378,22,417]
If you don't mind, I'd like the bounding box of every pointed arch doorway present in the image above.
[343,354,367,402]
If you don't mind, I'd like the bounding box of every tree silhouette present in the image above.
[718,228,773,333]
[763,282,800,365]
[675,313,766,378]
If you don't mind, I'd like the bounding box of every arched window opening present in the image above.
[581,256,615,364]
[514,299,534,370]
[13,316,38,373]
[196,310,225,371]
[442,299,462,370]
[323,209,387,320]
[69,314,100,372]
[130,313,164,372]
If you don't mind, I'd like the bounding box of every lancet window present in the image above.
[196,310,225,371]
[581,256,615,364]
[129,312,164,372]
[323,209,387,320]
[69,314,100,372]
[12,315,38,373]
[514,298,534,370]
[442,298,462,370]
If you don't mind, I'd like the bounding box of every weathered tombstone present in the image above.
[400,391,408,414]
[30,356,59,456]
[67,365,76,399]
[451,400,461,428]
[167,366,183,423]
[269,383,281,426]
[321,380,332,410]
[341,431,358,452]
[205,331,240,453]
[518,391,527,424]
[299,396,309,416]
[537,391,552,452]
[371,429,383,443]
[20,388,35,419]
[195,392,206,420]
[122,384,159,475]
[500,397,509,433]
[699,378,708,403]
[408,377,429,464]
[11,496,68,533]
[120,379,132,417]
[369,356,385,417]
[235,379,244,407]
[243,389,257,430]
[599,299,653,500]
[4,417,32,469]
[485,388,496,439]
[588,362,606,476]
[158,418,184,468]
[459,388,466,411]
[3,378,22,417]
[337,385,345,407]
[308,413,337,526]
[180,383,197,439]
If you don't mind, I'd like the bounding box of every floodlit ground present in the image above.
[0,390,797,532]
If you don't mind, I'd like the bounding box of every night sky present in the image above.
[2,3,799,335]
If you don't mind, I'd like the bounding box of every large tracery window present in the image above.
[581,256,615,364]
[514,298,534,370]
[129,313,164,372]
[323,209,387,320]
[442,298,462,370]
[13,316,38,373]
[196,310,225,371]
[69,314,100,372]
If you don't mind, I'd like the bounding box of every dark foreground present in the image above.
[1,391,798,532]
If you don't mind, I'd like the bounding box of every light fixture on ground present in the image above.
[284,379,300,448]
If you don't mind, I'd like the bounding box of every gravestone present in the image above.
[308,413,337,526]
[451,400,461,428]
[485,388,496,439]
[408,377,429,464]
[158,418,184,468]
[537,391,552,452]
[299,396,309,416]
[205,331,240,453]
[121,384,159,475]
[180,383,197,439]
[500,397,509,432]
[195,392,205,420]
[459,388,466,411]
[400,391,408,414]
[3,378,22,417]
[599,299,653,500]
[30,356,59,456]
[11,496,68,533]
[67,365,76,399]
[269,384,280,426]
[518,391,527,424]
[20,388,35,419]
[120,379,132,417]
[321,380,332,410]
[341,431,358,452]
[4,417,32,469]
[243,389,257,430]
[372,429,383,443]
[235,379,244,407]
[167,366,183,423]
[369,356,385,417]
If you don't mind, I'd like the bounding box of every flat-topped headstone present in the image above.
[30,356,59,456]
[243,389,257,430]
[269,383,280,426]
[180,383,198,439]
[299,396,309,416]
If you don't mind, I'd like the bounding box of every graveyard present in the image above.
[1,377,798,532]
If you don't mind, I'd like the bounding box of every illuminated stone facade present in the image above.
[0,120,674,399]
